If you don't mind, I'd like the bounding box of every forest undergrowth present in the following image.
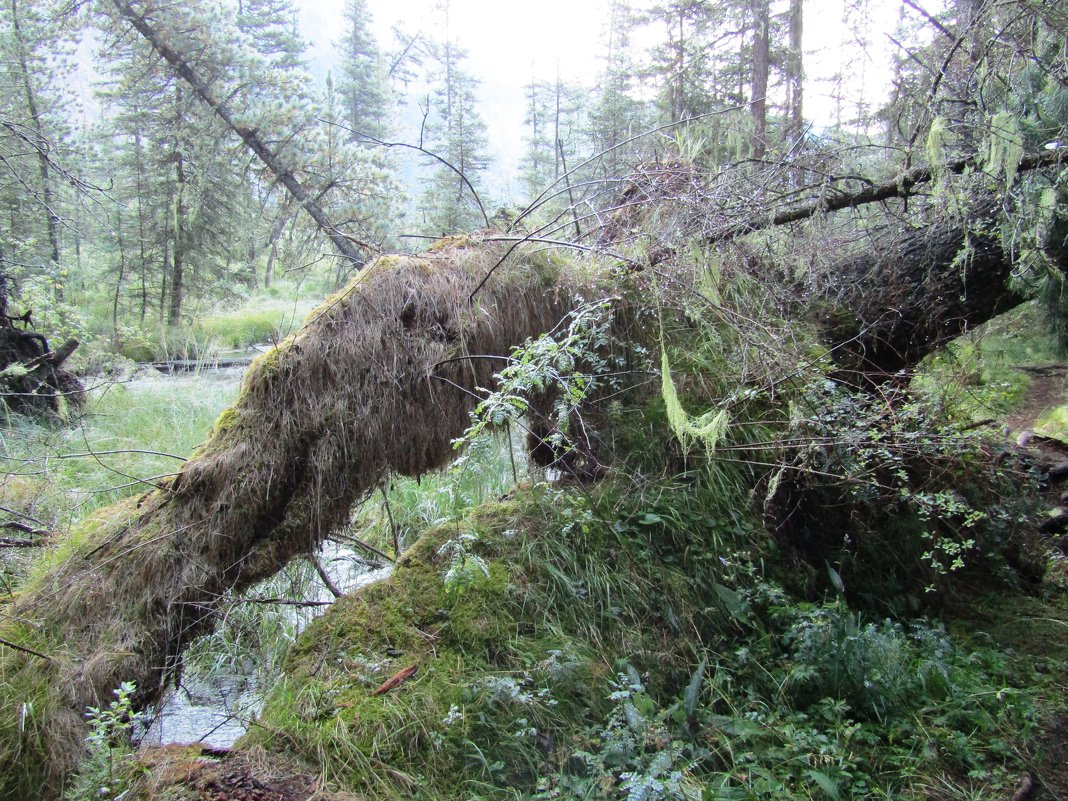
[105,285,1068,800]
[4,254,1067,801]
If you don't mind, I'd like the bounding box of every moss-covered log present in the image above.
[0,205,1039,797]
[0,238,576,799]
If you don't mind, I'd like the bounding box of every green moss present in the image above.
[249,499,613,797]
[244,335,293,384]
[428,235,475,252]
[246,478,765,799]
[207,405,240,438]
[370,254,410,273]
[1035,403,1068,440]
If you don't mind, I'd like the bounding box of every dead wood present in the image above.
[638,149,1066,264]
[820,195,1027,385]
[0,276,84,417]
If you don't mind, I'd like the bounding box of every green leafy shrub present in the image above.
[64,682,144,801]
[769,382,1039,608]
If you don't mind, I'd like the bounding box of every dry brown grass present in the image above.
[0,236,579,798]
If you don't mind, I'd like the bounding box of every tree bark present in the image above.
[169,120,185,327]
[821,196,1026,385]
[750,0,770,160]
[10,0,61,295]
[787,0,803,148]
[109,0,365,267]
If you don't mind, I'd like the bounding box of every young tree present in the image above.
[520,77,555,202]
[419,3,490,235]
[337,0,390,140]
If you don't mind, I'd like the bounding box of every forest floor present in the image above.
[988,361,1068,801]
[1005,363,1068,436]
[117,353,1068,801]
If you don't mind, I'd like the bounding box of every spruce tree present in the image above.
[419,2,490,235]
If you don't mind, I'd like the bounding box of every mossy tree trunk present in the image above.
[0,239,575,799]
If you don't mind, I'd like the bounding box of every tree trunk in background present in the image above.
[160,236,170,319]
[133,130,150,322]
[168,131,185,327]
[112,209,126,348]
[10,0,61,297]
[750,0,770,160]
[786,0,803,148]
[263,207,290,290]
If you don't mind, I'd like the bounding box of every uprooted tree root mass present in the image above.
[0,237,577,798]
[0,273,84,419]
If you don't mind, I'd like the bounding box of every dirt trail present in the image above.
[1006,364,1068,435]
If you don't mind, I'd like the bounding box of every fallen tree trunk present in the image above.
[0,197,1042,797]
[822,196,1027,385]
[0,238,575,798]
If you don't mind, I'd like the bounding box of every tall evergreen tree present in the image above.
[520,77,555,202]
[587,0,648,192]
[644,0,718,124]
[98,6,252,326]
[419,2,489,235]
[0,0,75,296]
[337,0,389,141]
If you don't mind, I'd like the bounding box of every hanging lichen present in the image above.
[660,342,729,456]
[925,117,949,179]
[984,112,1024,187]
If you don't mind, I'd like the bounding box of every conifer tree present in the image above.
[644,0,718,124]
[587,0,648,194]
[520,77,555,203]
[419,2,489,235]
[0,0,74,297]
[337,0,390,141]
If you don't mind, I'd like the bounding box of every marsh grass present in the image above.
[193,297,316,351]
[0,370,239,537]
[356,429,526,555]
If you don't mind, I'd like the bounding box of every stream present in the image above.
[140,555,392,748]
